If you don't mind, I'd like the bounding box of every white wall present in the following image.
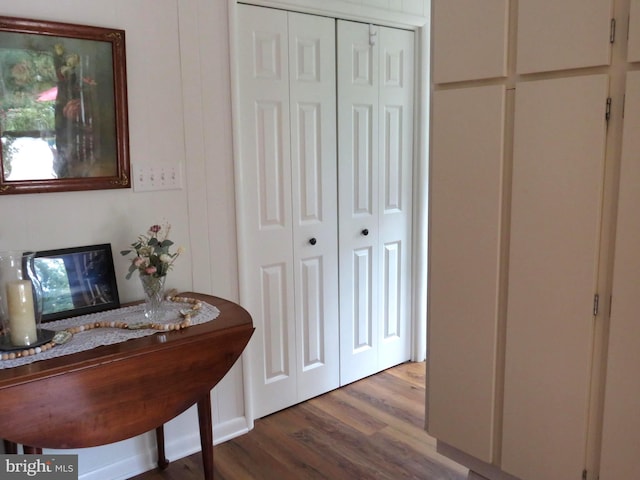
[0,1,244,478]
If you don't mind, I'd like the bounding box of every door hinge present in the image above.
[593,294,599,316]
[369,24,377,46]
[582,468,588,480]
[610,18,616,43]
[605,97,612,123]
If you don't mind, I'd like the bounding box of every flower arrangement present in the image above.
[121,224,184,279]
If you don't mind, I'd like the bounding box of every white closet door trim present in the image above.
[238,0,428,27]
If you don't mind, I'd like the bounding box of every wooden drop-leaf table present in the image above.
[0,293,254,480]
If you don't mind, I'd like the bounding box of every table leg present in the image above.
[3,440,17,454]
[155,425,170,470]
[3,442,41,455]
[23,446,42,454]
[197,392,214,480]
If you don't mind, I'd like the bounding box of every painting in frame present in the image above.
[0,16,130,194]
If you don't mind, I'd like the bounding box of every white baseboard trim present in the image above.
[78,448,157,480]
[77,415,251,480]
[213,416,252,444]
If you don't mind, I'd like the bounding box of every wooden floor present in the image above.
[129,362,468,480]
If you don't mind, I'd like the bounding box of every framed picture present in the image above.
[34,243,120,322]
[0,16,130,194]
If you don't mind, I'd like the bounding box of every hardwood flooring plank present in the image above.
[129,362,468,480]
[305,389,387,436]
[294,401,461,480]
[282,403,398,479]
[341,374,426,428]
[243,412,346,479]
[379,425,469,479]
[387,361,428,389]
[326,386,433,451]
[215,430,296,480]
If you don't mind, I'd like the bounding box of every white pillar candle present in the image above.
[6,280,38,346]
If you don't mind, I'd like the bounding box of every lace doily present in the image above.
[0,300,220,370]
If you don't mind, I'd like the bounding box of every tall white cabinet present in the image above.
[427,1,638,480]
[235,4,414,419]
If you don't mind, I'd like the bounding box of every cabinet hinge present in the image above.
[593,294,600,316]
[582,469,588,480]
[605,97,612,123]
[610,18,616,43]
[609,295,613,317]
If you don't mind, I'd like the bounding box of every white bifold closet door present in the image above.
[236,5,415,419]
[337,21,414,386]
[236,4,339,419]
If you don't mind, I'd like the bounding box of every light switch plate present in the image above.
[133,162,182,191]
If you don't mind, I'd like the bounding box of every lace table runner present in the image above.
[0,300,220,370]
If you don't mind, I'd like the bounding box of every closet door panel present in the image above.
[599,71,640,480]
[432,0,509,83]
[256,102,288,229]
[288,12,340,401]
[428,85,506,463]
[338,20,381,385]
[382,241,401,340]
[237,5,297,419]
[629,0,640,62]
[261,264,293,378]
[502,75,608,480]
[517,0,613,74]
[377,26,413,370]
[353,246,374,347]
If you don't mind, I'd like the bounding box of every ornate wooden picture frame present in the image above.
[0,16,130,194]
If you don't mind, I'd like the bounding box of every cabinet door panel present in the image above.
[428,85,506,463]
[629,0,640,62]
[517,0,613,74]
[599,71,640,480]
[502,75,608,480]
[432,0,509,83]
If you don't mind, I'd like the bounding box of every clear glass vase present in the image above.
[140,274,166,322]
[0,251,43,347]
